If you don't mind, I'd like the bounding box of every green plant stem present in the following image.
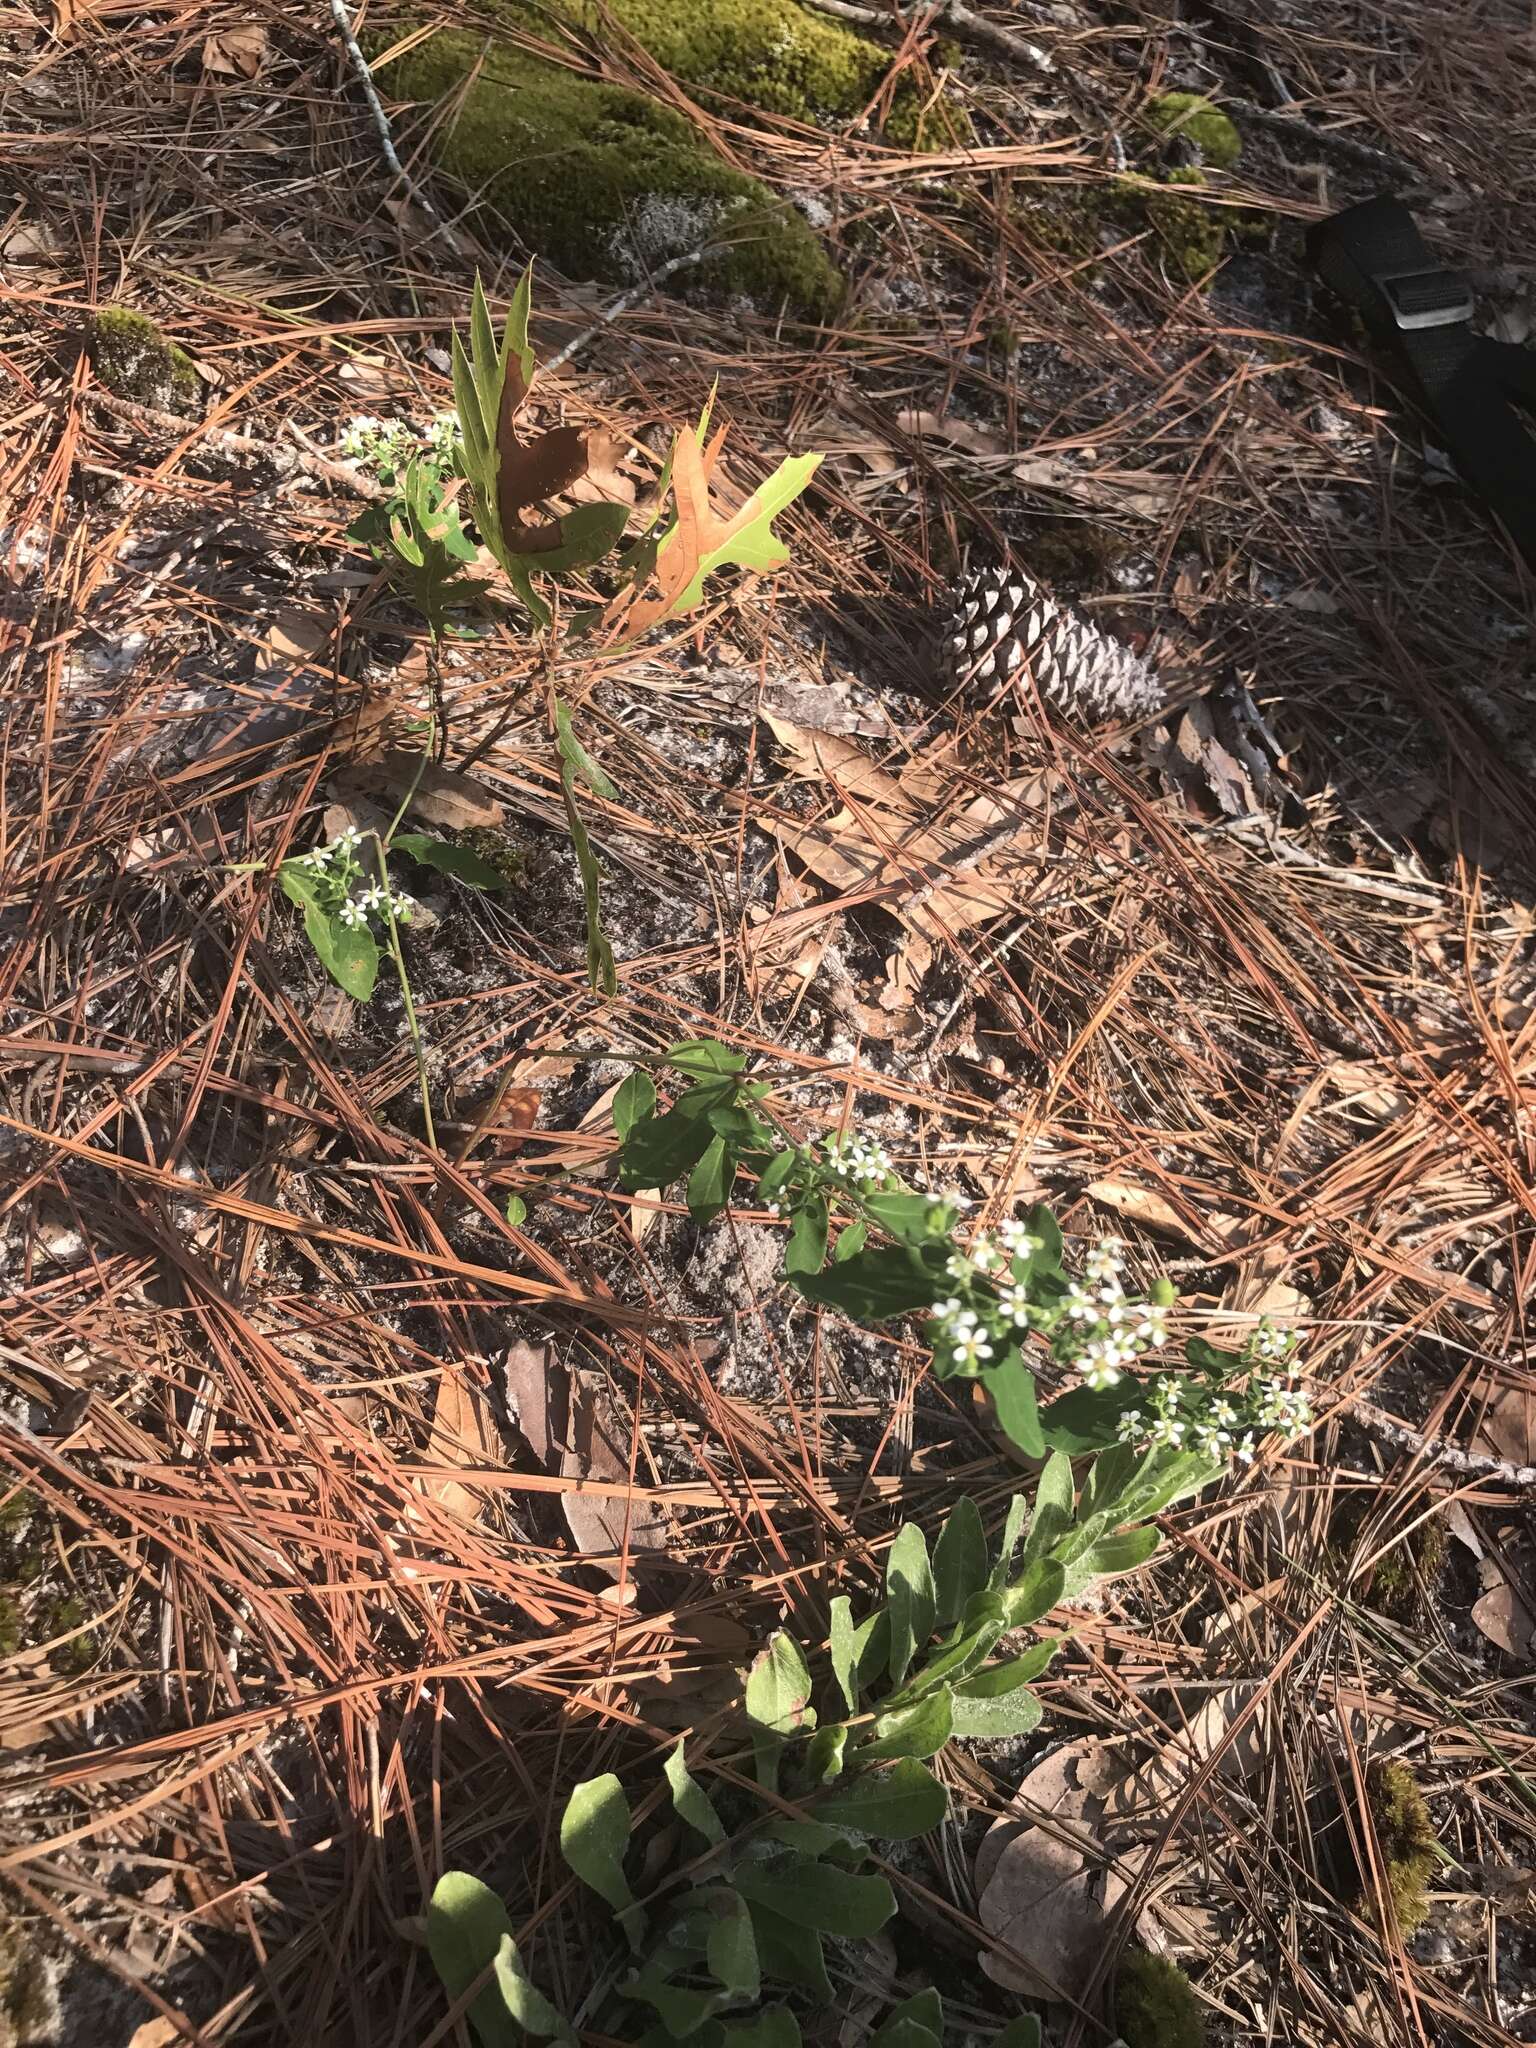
[378,732,438,1151]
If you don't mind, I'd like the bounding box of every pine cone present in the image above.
[945,562,1166,723]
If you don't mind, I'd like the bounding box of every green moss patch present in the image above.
[1359,1760,1437,1935]
[381,30,843,318]
[1145,91,1241,170]
[546,0,954,149]
[1114,1950,1207,2048]
[87,306,199,411]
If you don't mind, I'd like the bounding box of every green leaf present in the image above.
[856,1687,952,1762]
[851,1606,891,1691]
[1063,1524,1161,1592]
[783,1195,828,1276]
[813,1759,946,1840]
[663,1740,726,1846]
[1039,1381,1140,1453]
[1018,1452,1075,1575]
[523,501,629,576]
[277,859,326,909]
[666,452,823,617]
[1187,1335,1244,1377]
[828,1596,858,1716]
[620,1105,717,1191]
[722,2010,800,2048]
[988,1494,1030,1591]
[704,1889,759,1999]
[931,1496,988,1628]
[998,1556,1066,1630]
[993,2020,1042,2048]
[871,1990,944,2048]
[861,1192,940,1247]
[555,704,617,996]
[559,1775,637,1934]
[901,1597,1007,1697]
[426,1873,522,2048]
[626,1975,722,2039]
[745,1631,815,1789]
[614,1070,657,1143]
[667,1038,745,1077]
[801,1720,847,1785]
[687,1135,734,1224]
[304,904,378,1000]
[980,1353,1044,1457]
[886,1523,936,1685]
[833,1220,867,1263]
[756,1149,797,1203]
[791,1243,942,1319]
[947,1683,1044,1740]
[733,1860,894,1938]
[390,833,511,891]
[1081,1444,1136,1522]
[1027,1203,1062,1267]
[742,1905,832,2001]
[491,1935,575,2045]
[705,1103,771,1149]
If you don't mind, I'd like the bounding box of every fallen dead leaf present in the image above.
[201,23,268,76]
[502,1341,669,1574]
[419,1363,498,1527]
[895,407,1007,459]
[1472,1543,1536,1657]
[255,607,330,676]
[127,2019,187,2048]
[331,752,504,829]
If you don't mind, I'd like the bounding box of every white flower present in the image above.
[1147,1414,1187,1448]
[946,1192,973,1212]
[949,1328,995,1370]
[931,1298,963,1322]
[1209,1398,1238,1428]
[1076,1339,1125,1391]
[996,1281,1032,1325]
[1133,1305,1170,1349]
[1084,1235,1126,1282]
[1116,1409,1147,1444]
[338,898,368,928]
[335,825,362,851]
[390,892,417,922]
[1063,1283,1096,1323]
[302,848,328,870]
[998,1219,1042,1255]
[1253,1321,1297,1360]
[1153,1375,1184,1407]
[765,1200,782,1217]
[969,1234,1002,1272]
[945,1252,975,1285]
[360,885,387,911]
[1195,1424,1232,1455]
[1234,1433,1257,1465]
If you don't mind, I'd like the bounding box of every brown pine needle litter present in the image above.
[3,0,1536,2041]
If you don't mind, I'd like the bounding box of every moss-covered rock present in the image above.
[1331,1498,1448,1621]
[1114,1950,1207,2048]
[1359,1760,1437,1935]
[547,0,953,149]
[1145,91,1241,170]
[1115,167,1226,283]
[383,30,843,318]
[87,306,199,411]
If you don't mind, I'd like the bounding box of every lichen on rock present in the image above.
[86,306,199,411]
[380,29,844,318]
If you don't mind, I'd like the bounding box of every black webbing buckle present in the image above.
[1374,265,1475,333]
[1310,193,1536,566]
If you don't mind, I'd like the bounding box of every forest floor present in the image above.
[3,0,1536,2044]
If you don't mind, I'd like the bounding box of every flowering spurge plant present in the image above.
[275,821,509,1000]
[341,415,480,638]
[425,1452,1227,2048]
[615,1041,1314,1465]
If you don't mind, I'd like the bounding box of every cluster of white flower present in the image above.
[338,887,417,929]
[1111,1322,1313,1466]
[297,830,416,929]
[1056,1238,1170,1391]
[338,415,419,469]
[821,1133,895,1191]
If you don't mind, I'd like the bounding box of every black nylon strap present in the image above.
[1308,195,1536,564]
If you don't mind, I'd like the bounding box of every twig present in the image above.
[801,0,1055,72]
[326,0,470,254]
[82,385,386,499]
[1351,1398,1536,1491]
[542,242,719,374]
